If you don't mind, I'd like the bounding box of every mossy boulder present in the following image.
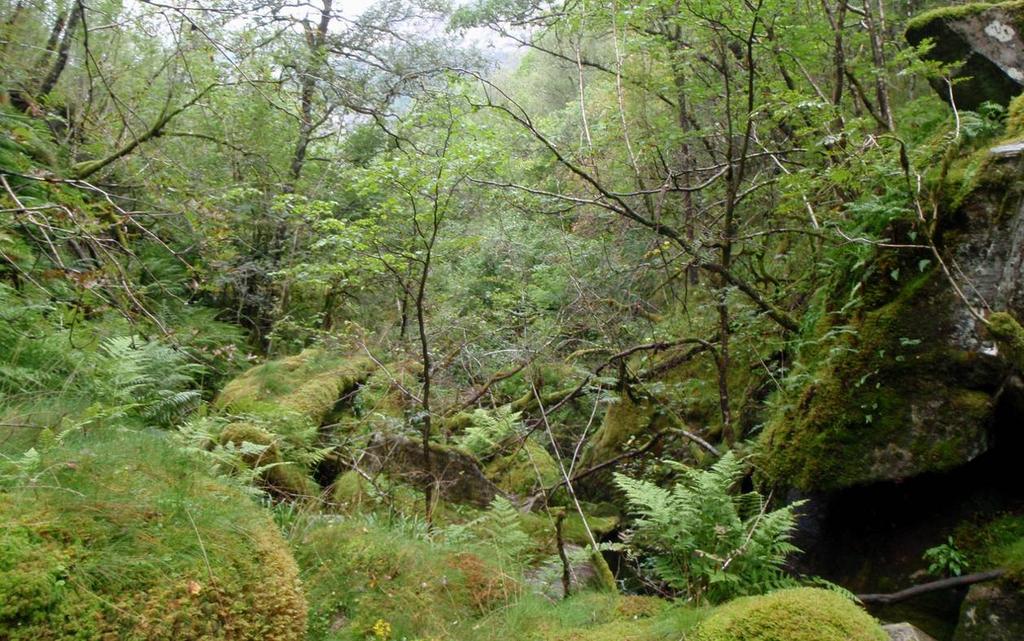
[213,349,377,495]
[486,439,561,495]
[363,432,501,506]
[0,429,307,640]
[690,588,887,641]
[953,583,1024,641]
[219,421,320,498]
[760,270,997,491]
[907,2,1024,110]
[215,348,374,424]
[761,147,1024,492]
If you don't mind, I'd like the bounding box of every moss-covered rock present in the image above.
[486,439,561,495]
[761,140,1024,492]
[218,421,320,498]
[0,429,307,640]
[953,583,1024,641]
[760,270,997,491]
[690,588,887,641]
[988,311,1024,370]
[906,2,1024,110]
[363,432,501,506]
[216,348,374,424]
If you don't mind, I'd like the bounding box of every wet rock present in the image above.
[883,623,937,641]
[907,3,1024,110]
[953,583,1024,641]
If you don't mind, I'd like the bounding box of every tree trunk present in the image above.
[38,0,82,98]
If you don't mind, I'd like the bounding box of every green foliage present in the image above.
[615,453,803,604]
[923,537,969,578]
[690,588,887,641]
[956,513,1024,584]
[88,335,205,428]
[456,406,523,457]
[442,495,535,566]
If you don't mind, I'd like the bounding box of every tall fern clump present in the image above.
[614,453,803,604]
[88,335,205,428]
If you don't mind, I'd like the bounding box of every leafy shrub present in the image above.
[923,536,968,577]
[614,453,803,603]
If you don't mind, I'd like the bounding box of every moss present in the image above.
[486,439,561,495]
[905,3,997,34]
[581,393,659,469]
[988,311,1024,370]
[519,510,619,552]
[957,513,1024,585]
[690,588,887,641]
[331,469,373,511]
[218,421,317,497]
[591,550,618,593]
[0,429,307,640]
[215,349,374,423]
[1007,94,1024,137]
[615,595,667,619]
[220,421,279,464]
[760,269,994,492]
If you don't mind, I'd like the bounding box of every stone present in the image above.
[883,623,938,641]
[363,432,501,506]
[991,141,1024,157]
[953,583,1024,641]
[907,3,1024,110]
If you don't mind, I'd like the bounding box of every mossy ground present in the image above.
[0,428,307,640]
[290,512,705,641]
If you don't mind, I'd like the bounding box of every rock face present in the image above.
[953,583,1024,641]
[761,150,1024,492]
[907,3,1024,110]
[364,432,501,506]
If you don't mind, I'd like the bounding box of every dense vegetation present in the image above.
[2,0,1024,639]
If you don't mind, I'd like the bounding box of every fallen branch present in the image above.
[857,569,1005,605]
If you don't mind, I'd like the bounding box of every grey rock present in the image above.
[907,3,1024,109]
[883,623,938,641]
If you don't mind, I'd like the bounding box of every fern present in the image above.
[91,336,205,428]
[615,452,804,604]
[440,496,533,566]
[455,406,522,458]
